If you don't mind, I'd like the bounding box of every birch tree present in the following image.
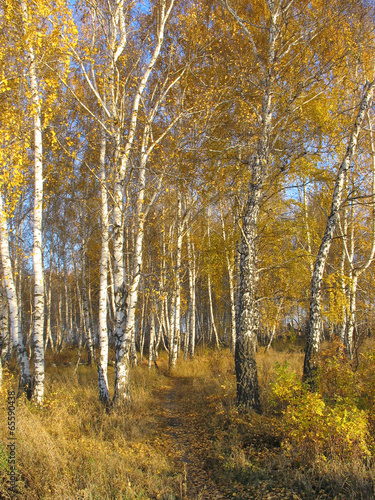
[68,0,180,404]
[303,80,375,385]
[0,196,32,396]
[216,0,367,410]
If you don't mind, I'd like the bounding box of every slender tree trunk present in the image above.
[302,181,314,276]
[208,274,219,349]
[338,195,348,343]
[0,284,9,362]
[112,0,175,405]
[98,129,110,405]
[45,275,54,352]
[264,300,284,353]
[304,81,375,385]
[82,249,94,365]
[0,195,32,397]
[187,231,196,359]
[140,294,147,364]
[340,111,375,358]
[207,208,219,349]
[148,311,156,370]
[20,0,45,404]
[170,195,183,368]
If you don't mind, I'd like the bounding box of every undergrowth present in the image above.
[0,353,179,500]
[0,341,374,499]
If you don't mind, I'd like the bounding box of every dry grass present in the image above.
[0,342,374,499]
[0,353,179,499]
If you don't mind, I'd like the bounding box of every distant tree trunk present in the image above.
[140,295,147,364]
[220,206,236,353]
[170,194,183,368]
[302,181,314,277]
[264,300,284,353]
[186,230,196,359]
[338,194,348,343]
[130,329,138,367]
[148,311,156,370]
[304,81,375,386]
[82,248,94,365]
[44,275,54,352]
[208,274,219,349]
[207,208,219,349]
[0,285,9,362]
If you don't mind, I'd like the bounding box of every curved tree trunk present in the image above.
[304,80,375,386]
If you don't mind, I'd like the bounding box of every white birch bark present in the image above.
[148,311,156,370]
[44,274,54,351]
[338,111,375,358]
[19,0,45,404]
[207,209,219,349]
[170,195,183,368]
[302,182,314,276]
[220,205,236,353]
[98,128,110,405]
[186,230,196,359]
[0,284,9,362]
[112,0,175,404]
[338,190,348,343]
[0,194,32,396]
[82,246,94,364]
[304,81,375,384]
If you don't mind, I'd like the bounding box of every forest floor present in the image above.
[1,343,374,499]
[152,361,309,500]
[156,373,231,499]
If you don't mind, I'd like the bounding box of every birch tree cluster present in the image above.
[1,0,375,408]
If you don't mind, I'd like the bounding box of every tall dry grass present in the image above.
[0,342,374,499]
[0,352,180,499]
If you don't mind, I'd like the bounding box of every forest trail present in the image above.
[155,372,230,500]
[153,368,307,500]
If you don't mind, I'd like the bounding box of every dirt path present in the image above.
[156,374,230,500]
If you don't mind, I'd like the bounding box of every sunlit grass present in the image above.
[0,341,374,499]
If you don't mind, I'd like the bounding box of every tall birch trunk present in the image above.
[98,129,110,405]
[222,0,281,413]
[236,183,262,412]
[341,111,375,358]
[112,0,174,405]
[19,0,45,404]
[304,81,375,385]
[338,192,348,343]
